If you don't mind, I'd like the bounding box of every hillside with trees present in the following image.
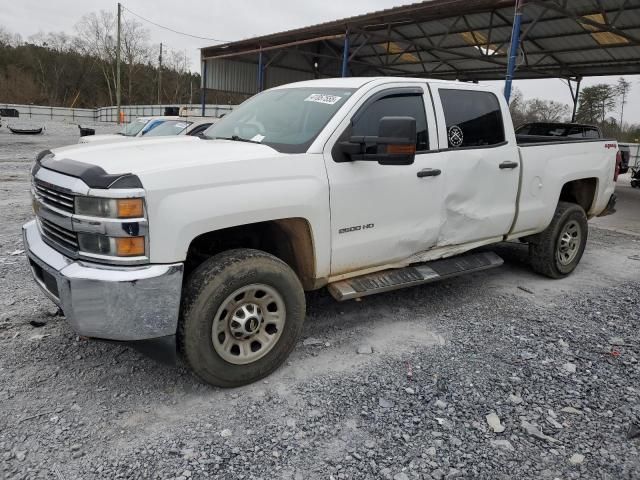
[0,12,200,108]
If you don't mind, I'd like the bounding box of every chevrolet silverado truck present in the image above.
[23,77,618,387]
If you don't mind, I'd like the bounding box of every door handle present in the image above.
[499,161,519,169]
[417,168,442,178]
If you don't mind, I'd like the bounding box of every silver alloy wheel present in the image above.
[212,284,286,365]
[556,219,581,266]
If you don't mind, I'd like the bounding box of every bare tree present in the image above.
[74,12,153,106]
[29,31,73,52]
[508,88,527,127]
[27,31,77,105]
[165,49,189,103]
[74,11,118,104]
[509,88,570,125]
[616,77,631,130]
[577,84,617,124]
[121,19,151,103]
[525,99,569,123]
[0,26,22,46]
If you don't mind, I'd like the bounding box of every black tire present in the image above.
[528,202,588,279]
[179,249,305,387]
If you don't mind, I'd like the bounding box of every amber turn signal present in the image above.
[387,144,416,154]
[115,236,145,256]
[117,198,144,218]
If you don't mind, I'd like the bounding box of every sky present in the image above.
[3,0,639,123]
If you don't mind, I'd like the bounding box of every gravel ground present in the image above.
[1,122,639,479]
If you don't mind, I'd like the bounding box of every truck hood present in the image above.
[50,136,281,175]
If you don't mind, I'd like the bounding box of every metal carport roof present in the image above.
[200,0,640,98]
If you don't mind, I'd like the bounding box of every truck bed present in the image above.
[512,136,617,237]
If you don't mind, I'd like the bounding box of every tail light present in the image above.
[614,151,621,181]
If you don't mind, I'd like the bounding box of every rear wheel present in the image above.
[529,202,588,279]
[179,249,305,387]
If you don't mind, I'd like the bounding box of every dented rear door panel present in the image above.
[429,84,520,246]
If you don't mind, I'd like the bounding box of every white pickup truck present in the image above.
[24,77,618,386]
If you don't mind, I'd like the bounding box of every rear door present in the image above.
[323,83,444,277]
[430,85,520,246]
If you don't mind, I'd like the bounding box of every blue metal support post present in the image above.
[341,29,350,77]
[201,59,207,116]
[257,49,264,92]
[504,0,523,102]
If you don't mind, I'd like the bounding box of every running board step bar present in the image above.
[328,251,503,301]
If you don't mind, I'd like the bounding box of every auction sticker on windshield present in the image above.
[304,94,342,105]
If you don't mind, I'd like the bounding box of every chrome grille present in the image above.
[39,218,78,253]
[34,180,75,213]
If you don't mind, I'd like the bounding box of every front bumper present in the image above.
[23,220,183,341]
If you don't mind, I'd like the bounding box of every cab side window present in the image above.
[351,94,429,152]
[439,89,505,148]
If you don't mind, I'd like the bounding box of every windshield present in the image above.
[119,118,149,136]
[203,87,355,153]
[142,120,192,137]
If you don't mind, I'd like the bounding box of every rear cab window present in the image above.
[438,89,505,148]
[566,127,584,138]
[583,128,600,138]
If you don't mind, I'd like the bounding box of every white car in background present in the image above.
[78,117,216,145]
[78,116,178,144]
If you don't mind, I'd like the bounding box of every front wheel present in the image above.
[179,249,306,387]
[529,202,588,279]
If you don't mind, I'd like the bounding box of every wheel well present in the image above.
[559,178,597,213]
[185,218,316,290]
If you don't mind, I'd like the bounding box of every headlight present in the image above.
[78,233,145,257]
[75,197,144,219]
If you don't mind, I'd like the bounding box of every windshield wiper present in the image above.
[212,135,263,144]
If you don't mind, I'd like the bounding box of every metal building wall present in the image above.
[264,65,315,90]
[204,58,314,95]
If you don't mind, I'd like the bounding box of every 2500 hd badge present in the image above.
[339,223,375,234]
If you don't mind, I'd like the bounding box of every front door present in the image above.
[323,83,444,277]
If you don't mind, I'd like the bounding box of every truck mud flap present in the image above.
[597,193,617,217]
[98,335,177,365]
[328,252,503,301]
